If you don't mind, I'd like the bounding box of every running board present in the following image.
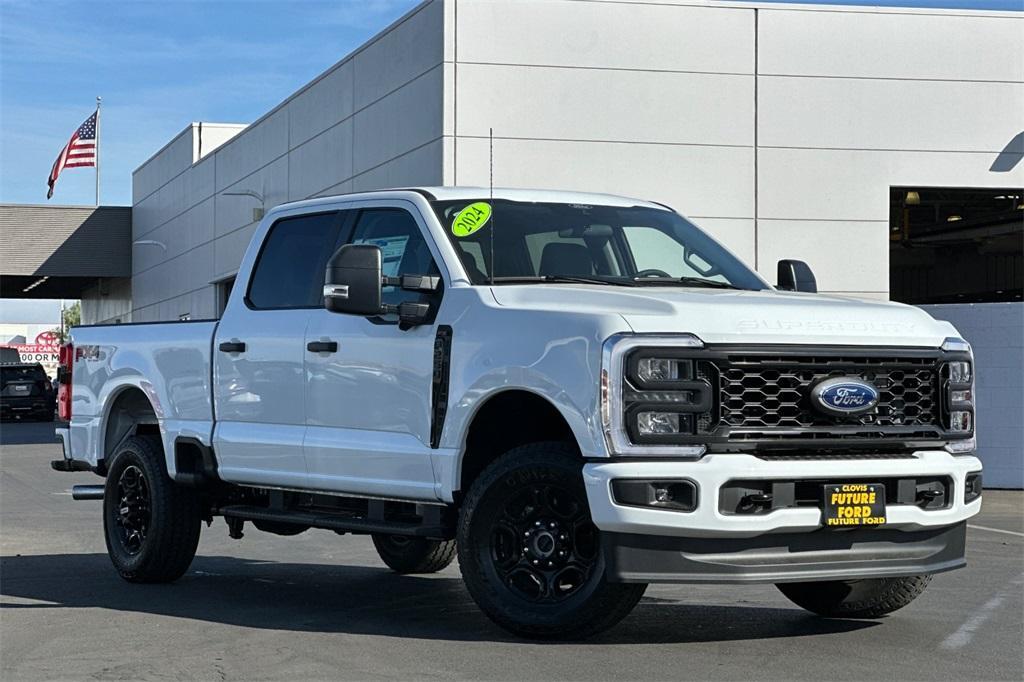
[218,504,453,539]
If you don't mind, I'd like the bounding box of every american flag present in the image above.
[47,111,97,199]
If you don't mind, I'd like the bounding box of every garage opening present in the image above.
[889,187,1023,304]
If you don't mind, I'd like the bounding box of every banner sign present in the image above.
[2,331,60,375]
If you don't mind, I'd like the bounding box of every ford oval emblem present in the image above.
[812,377,879,416]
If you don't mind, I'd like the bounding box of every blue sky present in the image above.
[0,0,422,208]
[0,0,1019,323]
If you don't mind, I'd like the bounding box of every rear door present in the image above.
[213,210,344,488]
[303,203,444,500]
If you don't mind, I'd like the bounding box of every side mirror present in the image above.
[777,259,817,293]
[323,244,442,328]
[324,244,383,315]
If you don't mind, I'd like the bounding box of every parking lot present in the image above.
[1,420,1021,681]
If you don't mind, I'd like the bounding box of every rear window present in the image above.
[1,366,46,385]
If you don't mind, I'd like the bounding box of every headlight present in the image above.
[636,358,678,383]
[601,334,708,457]
[941,342,975,452]
[948,361,972,384]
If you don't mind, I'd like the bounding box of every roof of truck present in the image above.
[271,187,669,215]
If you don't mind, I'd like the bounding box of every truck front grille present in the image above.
[710,354,940,433]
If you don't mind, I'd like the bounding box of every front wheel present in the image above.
[776,575,933,618]
[457,442,646,640]
[103,434,202,583]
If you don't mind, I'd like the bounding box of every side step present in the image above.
[218,504,453,539]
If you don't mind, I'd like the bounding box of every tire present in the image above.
[777,575,933,618]
[103,434,202,583]
[372,534,456,574]
[457,442,647,640]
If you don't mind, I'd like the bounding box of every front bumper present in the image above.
[584,450,982,583]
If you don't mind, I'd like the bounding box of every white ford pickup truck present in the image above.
[53,187,983,639]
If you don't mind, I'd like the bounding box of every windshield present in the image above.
[432,199,766,290]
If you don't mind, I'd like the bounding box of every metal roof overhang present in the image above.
[0,204,131,299]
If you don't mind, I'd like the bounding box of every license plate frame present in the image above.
[822,483,886,528]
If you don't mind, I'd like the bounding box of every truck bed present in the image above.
[67,320,218,471]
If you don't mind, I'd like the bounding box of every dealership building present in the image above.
[1,0,1021,485]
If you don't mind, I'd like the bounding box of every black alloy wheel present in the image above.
[112,464,151,555]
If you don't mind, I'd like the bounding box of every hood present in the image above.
[489,285,959,347]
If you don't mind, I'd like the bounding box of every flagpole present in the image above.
[95,96,101,206]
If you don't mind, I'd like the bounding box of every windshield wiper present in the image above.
[490,275,636,287]
[632,276,744,290]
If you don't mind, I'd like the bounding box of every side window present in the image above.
[350,209,439,307]
[247,212,341,309]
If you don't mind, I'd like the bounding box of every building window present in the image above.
[890,187,1023,304]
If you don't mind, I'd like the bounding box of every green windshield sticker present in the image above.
[451,202,492,238]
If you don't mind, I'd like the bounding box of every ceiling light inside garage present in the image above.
[946,215,963,222]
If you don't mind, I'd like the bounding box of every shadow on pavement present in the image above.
[0,553,877,644]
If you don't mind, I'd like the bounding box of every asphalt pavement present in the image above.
[2,419,1022,681]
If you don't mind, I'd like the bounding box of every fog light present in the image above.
[637,358,677,383]
[950,410,972,432]
[951,389,972,403]
[949,361,972,384]
[611,479,697,512]
[637,411,680,434]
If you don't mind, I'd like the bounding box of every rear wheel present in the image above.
[103,434,202,583]
[457,442,646,640]
[371,534,456,574]
[776,575,932,618]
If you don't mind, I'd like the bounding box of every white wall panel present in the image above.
[133,126,195,204]
[213,222,259,281]
[215,156,288,238]
[759,9,1024,82]
[351,138,444,192]
[288,119,354,201]
[353,0,444,110]
[197,124,245,158]
[454,136,753,219]
[755,219,890,294]
[760,76,1024,153]
[287,61,354,148]
[314,180,353,198]
[758,147,1024,222]
[133,197,216,275]
[456,63,753,146]
[353,65,444,175]
[456,0,753,74]
[214,108,289,191]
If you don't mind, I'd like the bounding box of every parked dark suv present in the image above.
[1,363,56,421]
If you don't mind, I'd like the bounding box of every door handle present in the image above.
[306,340,338,353]
[218,340,246,353]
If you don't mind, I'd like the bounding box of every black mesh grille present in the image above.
[698,354,941,439]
